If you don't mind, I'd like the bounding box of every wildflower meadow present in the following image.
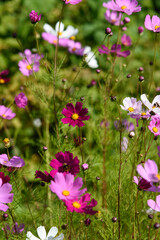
[1,0,160,239]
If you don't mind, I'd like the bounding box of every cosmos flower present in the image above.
[104,10,122,26]
[133,176,160,192]
[15,92,28,108]
[65,193,98,215]
[114,119,135,132]
[18,49,43,76]
[29,10,41,24]
[64,0,82,5]
[83,46,99,69]
[42,32,69,47]
[0,154,25,168]
[3,222,25,235]
[35,170,54,183]
[98,44,130,57]
[0,105,16,120]
[0,178,13,212]
[50,151,80,177]
[148,115,160,136]
[103,0,141,16]
[141,94,160,115]
[120,97,142,115]
[144,15,160,32]
[147,195,160,212]
[121,34,132,46]
[67,40,84,55]
[26,226,64,240]
[50,172,87,201]
[0,172,10,185]
[61,102,90,127]
[0,70,10,84]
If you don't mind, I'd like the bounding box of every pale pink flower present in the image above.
[144,14,160,32]
[0,105,16,120]
[0,178,13,212]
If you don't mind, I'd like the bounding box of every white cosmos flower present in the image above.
[141,94,160,115]
[43,22,78,39]
[83,46,98,69]
[120,97,142,115]
[26,226,64,240]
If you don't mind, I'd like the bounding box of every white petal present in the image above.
[43,24,56,35]
[55,22,64,33]
[53,234,64,240]
[140,94,152,110]
[47,227,58,238]
[37,226,46,240]
[83,46,91,55]
[152,95,160,105]
[26,231,40,240]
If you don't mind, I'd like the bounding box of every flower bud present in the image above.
[29,10,41,24]
[138,26,144,34]
[105,28,112,35]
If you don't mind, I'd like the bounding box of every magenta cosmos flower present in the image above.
[0,154,25,168]
[104,10,122,26]
[144,15,160,32]
[98,44,130,58]
[50,172,87,201]
[67,40,84,56]
[147,195,160,212]
[61,102,90,127]
[0,105,16,120]
[18,49,43,76]
[0,70,10,84]
[103,0,141,16]
[42,32,69,47]
[0,172,10,185]
[35,170,54,183]
[121,34,132,46]
[137,159,160,183]
[133,176,160,192]
[15,92,28,108]
[148,116,160,136]
[64,0,82,5]
[50,151,80,177]
[65,193,98,215]
[0,178,13,212]
[29,10,41,24]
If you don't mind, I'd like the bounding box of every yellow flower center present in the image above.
[62,190,70,196]
[111,19,116,23]
[3,138,10,144]
[72,201,81,209]
[128,107,134,112]
[152,127,158,133]
[63,163,70,172]
[26,65,32,70]
[155,25,160,30]
[70,36,75,40]
[2,114,6,118]
[72,48,76,52]
[3,161,7,163]
[156,174,160,180]
[67,0,70,2]
[58,32,63,36]
[53,40,57,44]
[121,5,127,10]
[72,113,79,120]
[141,112,146,116]
[0,79,5,84]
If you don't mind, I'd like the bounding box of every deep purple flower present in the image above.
[0,154,25,168]
[50,151,80,177]
[15,92,28,108]
[35,170,54,183]
[133,176,160,192]
[61,102,90,127]
[103,0,141,16]
[144,15,160,32]
[29,10,41,24]
[104,10,122,26]
[121,34,132,46]
[0,172,10,185]
[98,44,130,58]
[0,70,10,84]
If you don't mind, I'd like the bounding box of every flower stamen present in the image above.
[152,127,158,133]
[121,5,127,10]
[62,190,70,196]
[128,107,134,112]
[72,201,81,209]
[72,113,79,120]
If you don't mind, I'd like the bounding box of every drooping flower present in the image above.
[15,92,28,108]
[0,178,13,212]
[104,10,122,26]
[64,0,82,5]
[0,70,10,84]
[65,193,98,215]
[121,34,132,46]
[18,49,43,76]
[61,102,90,127]
[29,10,41,24]
[144,15,160,32]
[137,159,160,183]
[98,44,130,58]
[3,222,25,235]
[0,154,25,168]
[67,40,84,55]
[133,176,160,192]
[26,226,64,240]
[50,173,87,201]
[83,46,99,69]
[103,0,141,16]
[0,105,16,120]
[50,151,80,177]
[120,97,142,115]
[141,94,160,115]
[147,195,160,212]
[148,115,160,136]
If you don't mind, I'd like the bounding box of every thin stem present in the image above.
[118,114,122,240]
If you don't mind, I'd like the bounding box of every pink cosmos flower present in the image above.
[0,154,25,168]
[147,195,160,212]
[61,102,90,127]
[50,151,80,177]
[0,105,16,120]
[50,173,87,201]
[104,10,122,26]
[148,115,160,136]
[133,176,160,192]
[29,10,41,24]
[42,32,69,47]
[121,34,132,46]
[18,49,43,76]
[103,0,141,16]
[15,92,28,108]
[64,0,82,5]
[0,178,13,212]
[120,97,142,115]
[137,159,160,183]
[0,70,10,84]
[67,40,84,55]
[144,15,160,32]
[98,44,130,58]
[65,193,98,215]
